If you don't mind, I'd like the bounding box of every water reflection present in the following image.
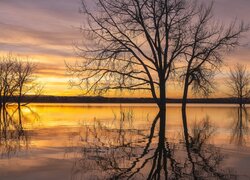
[230,106,250,146]
[71,107,237,179]
[0,106,30,158]
[182,114,236,180]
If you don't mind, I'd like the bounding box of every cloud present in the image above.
[36,62,68,78]
[0,0,249,97]
[0,0,83,56]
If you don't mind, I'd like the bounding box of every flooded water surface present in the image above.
[0,104,250,180]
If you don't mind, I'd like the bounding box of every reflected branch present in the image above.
[70,107,238,179]
[230,106,249,146]
[0,106,33,158]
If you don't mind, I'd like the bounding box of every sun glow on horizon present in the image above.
[0,0,250,98]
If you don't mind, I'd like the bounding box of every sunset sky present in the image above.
[0,0,250,98]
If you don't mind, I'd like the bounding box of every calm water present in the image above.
[0,104,250,180]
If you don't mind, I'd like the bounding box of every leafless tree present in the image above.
[227,63,250,106]
[0,54,41,108]
[68,0,248,110]
[180,4,249,116]
[0,56,17,108]
[14,59,42,108]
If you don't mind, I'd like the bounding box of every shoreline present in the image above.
[7,96,250,104]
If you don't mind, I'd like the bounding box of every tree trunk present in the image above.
[181,77,198,179]
[18,105,22,125]
[182,107,198,179]
[159,77,166,110]
[158,106,167,179]
[159,105,166,142]
[182,61,192,129]
[182,75,189,139]
[159,77,166,157]
[18,87,23,109]
[18,94,21,110]
[159,77,166,141]
[238,106,243,145]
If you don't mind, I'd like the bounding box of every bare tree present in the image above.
[227,63,250,106]
[68,0,248,110]
[14,59,42,108]
[180,4,248,114]
[0,56,17,108]
[0,54,41,108]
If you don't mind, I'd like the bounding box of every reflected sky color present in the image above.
[0,104,250,179]
[0,0,250,97]
[3,103,250,147]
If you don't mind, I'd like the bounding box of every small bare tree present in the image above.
[0,54,41,108]
[14,60,41,108]
[68,0,248,110]
[227,63,250,106]
[0,56,17,108]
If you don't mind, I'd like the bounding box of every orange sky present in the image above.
[0,0,250,98]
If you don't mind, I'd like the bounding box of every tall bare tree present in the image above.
[227,63,250,106]
[179,4,249,129]
[68,0,248,110]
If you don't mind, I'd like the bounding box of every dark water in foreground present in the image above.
[0,104,250,180]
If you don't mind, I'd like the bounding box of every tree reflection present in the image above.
[0,106,34,158]
[182,114,235,180]
[71,108,237,179]
[230,106,249,146]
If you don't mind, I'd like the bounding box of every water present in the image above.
[0,104,250,179]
